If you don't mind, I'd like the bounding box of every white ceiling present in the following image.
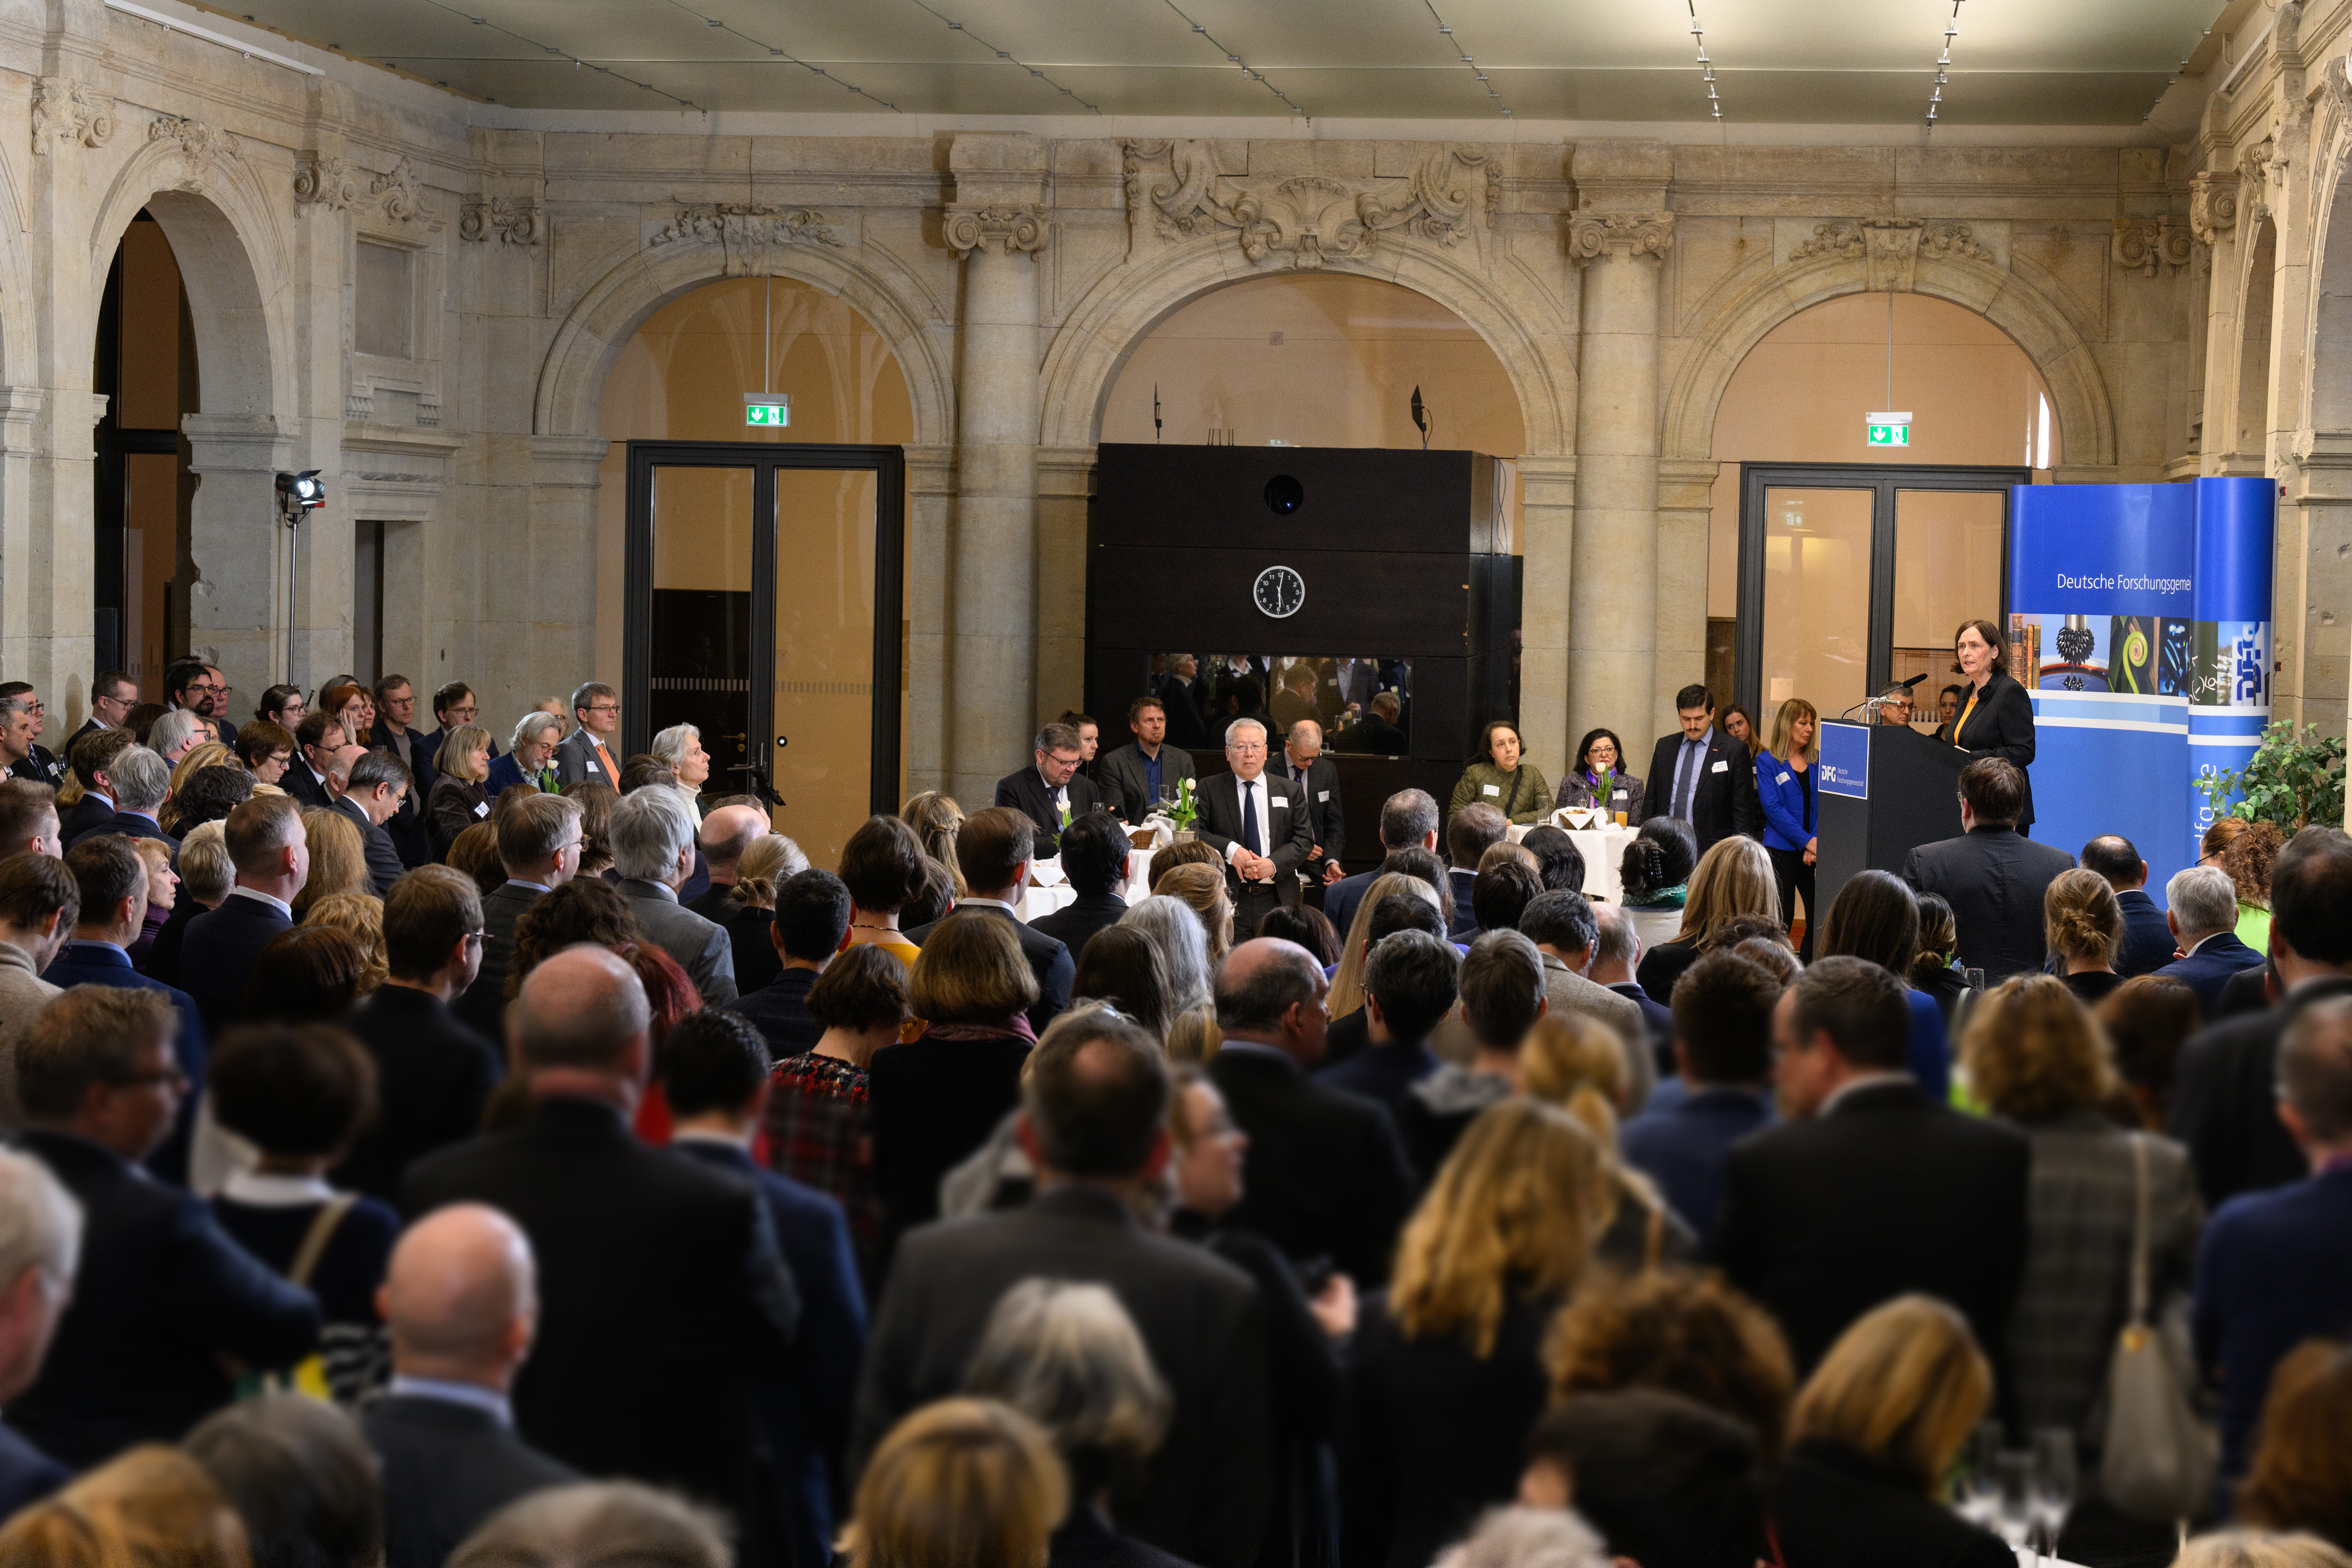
[190,0,2231,129]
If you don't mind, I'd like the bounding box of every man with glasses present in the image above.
[1196,717,1314,939]
[993,721,1103,858]
[0,684,62,787]
[163,659,232,748]
[456,792,584,1041]
[70,671,138,753]
[336,867,503,1205]
[422,680,499,770]
[554,682,622,789]
[9,985,318,1468]
[0,696,49,788]
[368,676,438,870]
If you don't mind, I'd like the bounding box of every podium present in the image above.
[1815,721,1968,917]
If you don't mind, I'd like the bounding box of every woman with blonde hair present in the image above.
[1345,1100,1607,1568]
[127,835,179,968]
[901,790,968,899]
[427,723,495,863]
[718,833,804,996]
[1773,1295,2011,1568]
[2172,1536,2352,1568]
[0,1446,252,1567]
[1521,1012,1696,1272]
[1327,871,1447,1020]
[1756,697,1820,960]
[1153,862,1234,966]
[303,890,389,996]
[1961,974,2203,1450]
[2044,865,2126,1006]
[1634,834,1781,1002]
[844,1398,1067,1568]
[169,740,236,799]
[292,809,370,920]
[2202,815,2286,954]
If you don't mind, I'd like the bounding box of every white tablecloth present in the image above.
[1013,844,1158,923]
[1509,816,1637,905]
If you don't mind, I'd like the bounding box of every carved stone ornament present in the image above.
[2190,172,2240,247]
[371,156,435,226]
[294,155,362,212]
[32,76,114,156]
[2238,136,2278,229]
[1120,141,1494,270]
[148,114,216,159]
[1789,221,1863,261]
[1568,210,1676,263]
[943,204,1049,258]
[1921,221,1995,262]
[1791,216,1994,274]
[2113,216,2196,277]
[648,203,845,273]
[460,197,542,245]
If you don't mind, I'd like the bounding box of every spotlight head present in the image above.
[274,469,326,517]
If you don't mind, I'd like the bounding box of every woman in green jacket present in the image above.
[1450,719,1552,826]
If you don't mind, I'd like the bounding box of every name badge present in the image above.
[1271,796,1289,810]
[1710,759,1729,774]
[1611,789,1627,800]
[1776,771,1791,786]
[1317,790,1330,802]
[1483,784,1501,796]
[586,760,600,775]
[473,800,491,818]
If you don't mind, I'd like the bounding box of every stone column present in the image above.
[525,434,609,716]
[1565,153,1674,750]
[182,414,297,705]
[1515,455,1577,782]
[1655,458,1722,727]
[944,133,1050,808]
[902,443,956,797]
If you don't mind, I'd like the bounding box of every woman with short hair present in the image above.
[234,721,297,787]
[1555,729,1642,820]
[839,816,932,967]
[648,723,711,821]
[427,723,495,863]
[845,1399,1066,1568]
[768,943,906,1283]
[1450,720,1550,827]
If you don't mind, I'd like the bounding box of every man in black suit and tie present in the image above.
[180,795,308,1034]
[1097,695,1198,824]
[993,722,1103,859]
[1029,810,1132,961]
[366,675,438,870]
[852,1007,1270,1568]
[1277,720,1346,895]
[455,793,583,1041]
[65,669,138,758]
[59,729,134,847]
[1901,757,2078,983]
[1713,956,2030,1376]
[66,744,177,858]
[1640,684,1762,854]
[2170,828,2352,1210]
[282,713,342,810]
[333,748,412,896]
[402,946,800,1524]
[905,807,1072,1037]
[363,1204,578,1568]
[2079,834,2181,978]
[11,987,320,1467]
[1195,719,1313,940]
[2153,865,2267,1016]
[0,691,61,790]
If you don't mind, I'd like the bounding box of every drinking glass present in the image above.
[1955,1420,2003,1527]
[2032,1428,2078,1556]
[1993,1451,2037,1552]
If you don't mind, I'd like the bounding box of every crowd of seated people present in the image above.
[0,659,2342,1568]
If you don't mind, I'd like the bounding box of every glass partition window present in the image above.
[1126,655,1414,756]
[773,468,880,868]
[1758,487,1874,726]
[648,466,755,805]
[1893,488,2005,735]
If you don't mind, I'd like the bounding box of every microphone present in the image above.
[1898,673,1927,690]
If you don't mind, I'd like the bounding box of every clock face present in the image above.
[1254,564,1306,619]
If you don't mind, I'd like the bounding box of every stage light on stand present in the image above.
[274,470,326,686]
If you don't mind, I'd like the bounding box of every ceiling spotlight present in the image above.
[1438,23,1451,32]
[1696,48,1709,63]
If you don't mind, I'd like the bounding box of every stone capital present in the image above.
[1568,210,1674,264]
[945,204,1051,258]
[32,75,113,156]
[2189,171,2241,248]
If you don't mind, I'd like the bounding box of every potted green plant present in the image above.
[2194,721,2348,832]
[1161,776,1199,841]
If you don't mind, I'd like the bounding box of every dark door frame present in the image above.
[621,440,906,815]
[1734,462,2028,719]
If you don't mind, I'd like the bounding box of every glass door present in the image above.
[1736,464,2024,735]
[624,443,905,868]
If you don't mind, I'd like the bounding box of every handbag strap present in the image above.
[2126,1132,2152,1327]
[287,1195,357,1289]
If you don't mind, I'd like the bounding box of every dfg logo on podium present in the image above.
[1819,722,1872,800]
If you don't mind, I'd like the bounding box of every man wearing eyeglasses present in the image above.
[163,659,234,749]
[456,792,585,1042]
[993,721,1104,859]
[69,671,138,754]
[553,682,622,789]
[0,685,64,788]
[1196,717,1314,939]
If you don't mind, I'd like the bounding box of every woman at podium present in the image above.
[1948,617,2036,833]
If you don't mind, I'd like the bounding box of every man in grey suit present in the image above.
[1519,889,1654,1108]
[333,748,412,896]
[1195,718,1313,941]
[456,792,584,1040]
[1276,719,1346,891]
[1097,695,1197,823]
[1902,756,2076,983]
[610,789,736,1006]
[552,682,622,789]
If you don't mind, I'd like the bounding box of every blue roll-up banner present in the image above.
[2006,476,2275,891]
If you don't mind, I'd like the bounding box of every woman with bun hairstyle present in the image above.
[2044,867,2126,1007]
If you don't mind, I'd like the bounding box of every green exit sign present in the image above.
[744,396,791,428]
[1866,411,1911,447]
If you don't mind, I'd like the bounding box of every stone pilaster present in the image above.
[1515,455,1577,783]
[1656,458,1722,729]
[526,435,610,718]
[182,415,298,700]
[945,132,1050,808]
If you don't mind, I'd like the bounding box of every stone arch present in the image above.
[2235,216,2280,459]
[1660,250,2117,470]
[535,236,951,446]
[1038,233,1576,456]
[2304,67,2352,434]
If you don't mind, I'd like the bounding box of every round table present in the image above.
[1509,816,1637,905]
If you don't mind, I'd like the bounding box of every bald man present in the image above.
[400,948,800,1527]
[362,1205,577,1568]
[686,803,773,924]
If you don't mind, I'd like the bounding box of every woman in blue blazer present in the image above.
[1756,698,1819,961]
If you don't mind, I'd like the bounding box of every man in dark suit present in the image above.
[1325,789,1442,939]
[332,748,412,896]
[2154,864,2268,1016]
[0,779,58,863]
[66,743,176,857]
[401,946,800,1522]
[728,869,850,1060]
[454,792,582,1041]
[993,721,1103,859]
[1444,804,1508,941]
[1333,690,1408,755]
[1194,719,1314,940]
[334,867,502,1205]
[1900,756,2077,983]
[662,1011,869,1568]
[2079,834,2179,977]
[48,836,208,1185]
[1097,695,1198,824]
[366,675,438,869]
[2170,827,2352,1210]
[0,692,60,790]
[282,713,342,810]
[69,669,139,755]
[364,1203,579,1568]
[611,789,737,1007]
[1640,685,1762,854]
[552,682,623,789]
[1029,810,1131,961]
[180,794,308,1034]
[905,807,1072,1036]
[1277,720,1346,894]
[2192,992,2352,1483]
[851,1007,1270,1568]
[1621,949,1779,1245]
[1590,904,1675,1079]
[59,728,134,847]
[11,987,320,1467]
[1208,937,1416,1288]
[1714,956,2029,1376]
[1154,655,1212,750]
